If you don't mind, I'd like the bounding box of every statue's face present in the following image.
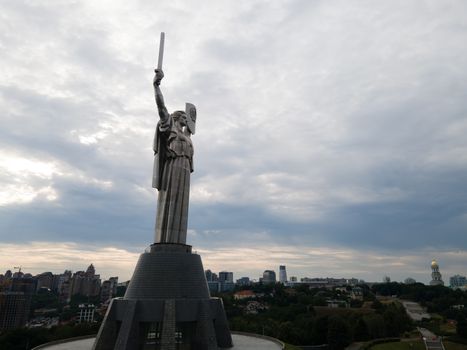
[179,112,187,126]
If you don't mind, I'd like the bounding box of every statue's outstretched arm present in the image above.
[153,69,169,122]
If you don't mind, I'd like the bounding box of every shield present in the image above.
[185,102,197,135]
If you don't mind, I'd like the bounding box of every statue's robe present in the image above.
[152,117,193,244]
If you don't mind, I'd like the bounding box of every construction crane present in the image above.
[13,266,32,274]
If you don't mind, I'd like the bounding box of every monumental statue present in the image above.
[92,33,232,350]
[152,68,196,244]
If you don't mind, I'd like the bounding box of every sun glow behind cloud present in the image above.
[0,153,60,179]
[0,184,57,206]
[0,152,60,205]
[0,150,114,206]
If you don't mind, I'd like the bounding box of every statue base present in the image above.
[93,243,233,350]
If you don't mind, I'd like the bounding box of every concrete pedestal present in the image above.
[93,244,232,350]
[34,333,283,350]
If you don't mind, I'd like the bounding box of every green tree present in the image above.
[371,299,384,311]
[382,303,412,337]
[364,314,386,339]
[353,318,369,341]
[312,315,328,345]
[383,305,402,336]
[0,328,48,350]
[457,313,467,338]
[294,315,314,344]
[30,291,60,313]
[350,299,363,308]
[277,321,300,345]
[327,315,351,350]
[311,296,327,306]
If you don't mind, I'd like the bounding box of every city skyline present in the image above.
[0,259,459,286]
[1,1,467,283]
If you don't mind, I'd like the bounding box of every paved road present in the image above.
[419,328,444,350]
[345,342,364,350]
[402,300,431,321]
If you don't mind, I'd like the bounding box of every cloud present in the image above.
[0,149,114,206]
[0,1,466,280]
[0,242,140,281]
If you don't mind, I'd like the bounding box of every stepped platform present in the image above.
[33,333,284,350]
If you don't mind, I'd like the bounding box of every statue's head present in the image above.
[172,110,187,126]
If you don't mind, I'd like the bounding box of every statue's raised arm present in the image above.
[153,69,169,123]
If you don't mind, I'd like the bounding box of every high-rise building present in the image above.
[236,277,250,286]
[35,272,54,292]
[261,270,276,284]
[218,272,234,292]
[220,282,235,292]
[279,265,287,284]
[78,303,95,323]
[450,275,467,289]
[57,270,72,303]
[86,264,96,277]
[13,271,24,279]
[207,281,220,293]
[101,280,112,302]
[100,277,118,302]
[109,277,118,294]
[205,269,212,281]
[219,271,233,283]
[0,292,30,330]
[205,270,219,282]
[70,264,101,297]
[430,259,444,286]
[0,277,35,330]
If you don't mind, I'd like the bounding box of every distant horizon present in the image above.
[1,257,456,286]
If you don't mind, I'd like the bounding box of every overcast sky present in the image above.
[1,0,466,283]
